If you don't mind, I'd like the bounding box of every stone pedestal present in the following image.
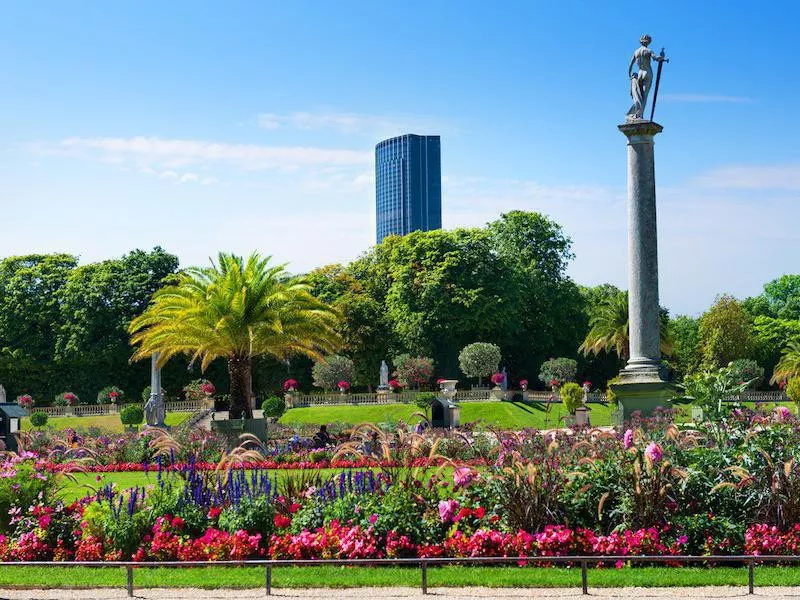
[614,121,673,421]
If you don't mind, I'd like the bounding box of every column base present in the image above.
[610,376,674,425]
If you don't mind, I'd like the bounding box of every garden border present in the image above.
[1,554,794,596]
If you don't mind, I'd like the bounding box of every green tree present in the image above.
[538,357,577,387]
[458,342,502,386]
[311,355,355,391]
[728,358,764,389]
[772,339,800,385]
[745,275,800,321]
[698,294,755,370]
[752,316,800,383]
[393,354,434,389]
[129,252,341,419]
[668,315,701,381]
[579,290,673,364]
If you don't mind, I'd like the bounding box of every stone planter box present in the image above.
[211,417,269,442]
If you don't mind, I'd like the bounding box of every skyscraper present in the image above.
[375,134,442,243]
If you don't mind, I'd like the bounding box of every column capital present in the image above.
[618,121,663,143]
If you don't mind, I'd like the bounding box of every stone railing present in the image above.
[286,392,421,407]
[722,391,788,403]
[32,400,210,418]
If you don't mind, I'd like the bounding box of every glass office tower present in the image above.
[375,134,442,244]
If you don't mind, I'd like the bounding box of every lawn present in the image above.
[280,400,614,429]
[0,564,797,589]
[21,412,190,433]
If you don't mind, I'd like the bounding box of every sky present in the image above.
[1,1,798,316]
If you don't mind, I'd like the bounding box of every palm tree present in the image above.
[771,339,800,384]
[579,291,673,363]
[129,252,341,419]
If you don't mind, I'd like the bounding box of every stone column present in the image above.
[611,121,673,422]
[618,121,664,382]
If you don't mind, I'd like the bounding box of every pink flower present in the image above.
[200,382,216,396]
[369,513,378,524]
[283,379,298,392]
[623,429,634,449]
[519,379,528,388]
[491,372,505,385]
[775,406,792,422]
[644,442,663,463]
[438,499,459,523]
[338,381,350,392]
[388,379,401,390]
[453,467,476,489]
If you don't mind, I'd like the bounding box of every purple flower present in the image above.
[645,442,663,463]
[438,499,459,523]
[775,406,792,422]
[623,429,633,449]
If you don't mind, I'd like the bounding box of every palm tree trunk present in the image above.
[228,355,254,419]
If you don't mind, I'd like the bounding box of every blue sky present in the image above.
[1,1,798,315]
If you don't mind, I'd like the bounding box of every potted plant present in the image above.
[16,394,33,413]
[338,380,350,394]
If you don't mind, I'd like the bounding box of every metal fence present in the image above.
[1,554,795,596]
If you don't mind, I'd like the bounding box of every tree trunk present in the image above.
[228,355,253,419]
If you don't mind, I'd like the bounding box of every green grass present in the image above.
[1,565,800,589]
[280,400,614,429]
[22,412,190,433]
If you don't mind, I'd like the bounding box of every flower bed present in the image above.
[5,405,800,563]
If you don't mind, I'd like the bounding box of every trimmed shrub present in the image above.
[29,412,48,428]
[538,357,577,388]
[458,342,501,385]
[261,396,286,419]
[560,382,584,414]
[120,405,144,427]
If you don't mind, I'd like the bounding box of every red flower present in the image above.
[454,507,473,522]
[274,515,291,529]
[171,516,185,530]
[288,503,301,514]
[207,507,222,519]
[473,506,486,519]
[37,515,51,529]
[337,381,350,391]
[388,379,401,390]
[283,379,299,392]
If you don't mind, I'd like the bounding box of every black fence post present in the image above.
[748,560,754,594]
[421,560,428,595]
[581,560,588,595]
[126,565,134,597]
[266,564,272,596]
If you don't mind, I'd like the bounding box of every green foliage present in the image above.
[120,404,144,426]
[414,392,437,416]
[458,342,501,383]
[745,275,800,321]
[772,339,800,384]
[559,382,584,414]
[787,378,800,404]
[679,366,750,421]
[218,496,275,538]
[538,357,577,387]
[580,290,673,363]
[312,355,354,391]
[698,294,755,370]
[668,315,701,381]
[753,316,800,383]
[261,395,286,419]
[129,252,341,419]
[728,358,764,389]
[393,354,434,389]
[29,411,48,428]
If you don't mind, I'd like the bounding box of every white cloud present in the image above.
[158,170,179,180]
[200,177,218,186]
[691,164,800,191]
[179,173,199,184]
[660,93,754,104]
[257,110,442,138]
[39,136,371,171]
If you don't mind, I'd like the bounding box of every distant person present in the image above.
[312,425,332,448]
[364,431,381,457]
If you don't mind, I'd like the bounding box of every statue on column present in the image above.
[626,34,668,122]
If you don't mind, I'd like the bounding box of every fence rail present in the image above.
[0,554,794,596]
[33,400,208,418]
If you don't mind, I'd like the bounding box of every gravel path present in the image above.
[0,588,794,599]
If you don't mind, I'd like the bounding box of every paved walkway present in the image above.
[0,588,791,599]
